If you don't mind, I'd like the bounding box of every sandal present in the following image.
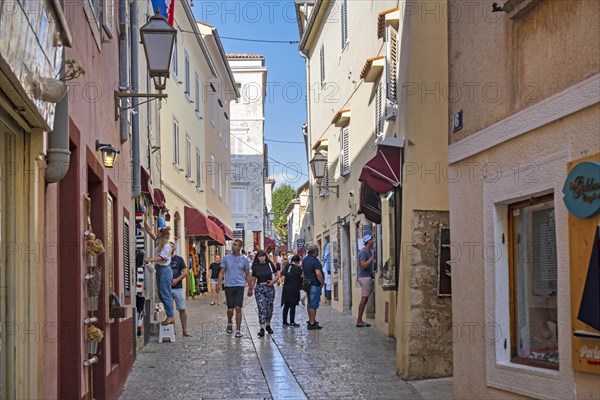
[183,331,193,337]
[161,317,175,325]
[356,322,371,328]
[210,302,215,306]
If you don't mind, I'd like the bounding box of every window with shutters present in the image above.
[320,43,325,87]
[195,148,201,189]
[340,0,348,49]
[173,118,180,166]
[210,154,216,191]
[231,188,247,215]
[218,164,223,198]
[184,51,190,99]
[185,135,191,178]
[195,73,201,118]
[225,175,229,205]
[171,36,178,78]
[340,127,350,176]
[320,162,330,197]
[123,218,131,296]
[375,81,384,142]
[209,88,216,127]
[385,25,398,103]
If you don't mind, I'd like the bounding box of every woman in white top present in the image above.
[144,218,175,325]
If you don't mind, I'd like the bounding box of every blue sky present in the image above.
[192,1,309,190]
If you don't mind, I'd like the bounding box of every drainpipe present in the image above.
[45,92,71,183]
[298,50,314,231]
[130,1,141,198]
[119,0,128,144]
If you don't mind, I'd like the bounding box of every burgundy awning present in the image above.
[358,140,403,195]
[141,167,155,204]
[208,215,234,240]
[153,188,166,206]
[357,181,382,224]
[184,207,225,245]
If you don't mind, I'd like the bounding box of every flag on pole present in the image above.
[151,0,175,26]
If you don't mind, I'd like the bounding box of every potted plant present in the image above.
[85,267,102,311]
[86,324,103,355]
[84,232,105,267]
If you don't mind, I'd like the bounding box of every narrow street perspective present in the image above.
[120,292,451,400]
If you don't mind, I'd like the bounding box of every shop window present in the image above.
[509,194,558,369]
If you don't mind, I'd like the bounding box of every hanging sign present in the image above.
[562,161,600,219]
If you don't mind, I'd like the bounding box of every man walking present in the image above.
[302,243,324,330]
[218,239,252,338]
[356,235,375,327]
[169,243,192,336]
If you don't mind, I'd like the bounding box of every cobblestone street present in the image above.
[120,290,452,400]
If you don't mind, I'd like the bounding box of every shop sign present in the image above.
[562,161,600,218]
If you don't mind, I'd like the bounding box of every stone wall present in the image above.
[406,211,452,380]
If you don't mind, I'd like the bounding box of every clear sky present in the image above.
[192,1,309,191]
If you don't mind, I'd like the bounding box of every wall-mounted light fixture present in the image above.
[309,151,339,197]
[114,11,176,120]
[95,140,120,168]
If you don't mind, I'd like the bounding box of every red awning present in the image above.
[358,140,403,195]
[153,188,166,206]
[141,167,155,204]
[184,206,226,245]
[357,181,381,224]
[208,215,234,240]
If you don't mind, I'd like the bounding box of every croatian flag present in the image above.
[151,0,175,26]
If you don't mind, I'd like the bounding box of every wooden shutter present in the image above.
[386,25,398,102]
[375,81,384,141]
[320,43,325,85]
[123,218,131,296]
[341,0,348,49]
[340,127,350,176]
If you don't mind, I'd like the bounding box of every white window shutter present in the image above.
[341,0,348,49]
[386,25,398,103]
[340,127,350,176]
[375,81,384,141]
[320,44,325,85]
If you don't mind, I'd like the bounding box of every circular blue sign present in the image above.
[562,161,600,219]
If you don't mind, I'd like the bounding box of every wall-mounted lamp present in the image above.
[95,140,120,168]
[309,151,339,197]
[114,11,176,120]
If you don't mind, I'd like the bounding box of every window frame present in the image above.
[172,118,180,166]
[171,36,179,78]
[185,134,192,179]
[195,148,201,189]
[507,193,558,371]
[210,154,216,191]
[184,51,190,99]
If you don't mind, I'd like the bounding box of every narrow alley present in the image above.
[119,291,452,400]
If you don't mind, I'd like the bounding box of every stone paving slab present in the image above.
[119,289,442,400]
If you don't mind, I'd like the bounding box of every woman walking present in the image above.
[143,217,175,325]
[281,255,303,327]
[209,254,222,305]
[251,250,280,337]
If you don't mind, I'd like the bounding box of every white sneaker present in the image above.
[235,330,242,338]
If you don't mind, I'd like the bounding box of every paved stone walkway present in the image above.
[120,289,450,400]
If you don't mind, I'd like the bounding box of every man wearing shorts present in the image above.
[169,243,191,336]
[218,239,252,338]
[356,235,375,327]
[302,243,324,330]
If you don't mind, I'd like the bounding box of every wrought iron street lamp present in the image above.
[114,11,176,120]
[309,151,338,196]
[95,140,120,168]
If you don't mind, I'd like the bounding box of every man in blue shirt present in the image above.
[169,243,191,336]
[302,243,324,330]
[357,235,375,327]
[218,239,252,338]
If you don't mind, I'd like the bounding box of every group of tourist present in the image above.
[143,213,377,339]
